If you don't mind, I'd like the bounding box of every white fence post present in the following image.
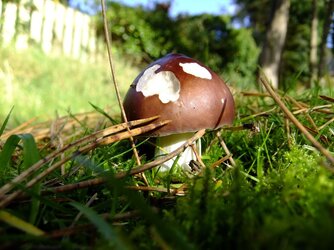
[2,3,17,46]
[42,0,55,53]
[16,0,30,50]
[63,7,74,56]
[0,0,98,61]
[0,0,2,23]
[30,0,44,43]
[72,11,83,58]
[81,14,90,61]
[54,2,65,49]
[89,26,97,61]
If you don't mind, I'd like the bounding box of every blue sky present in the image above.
[69,0,237,16]
[117,0,237,17]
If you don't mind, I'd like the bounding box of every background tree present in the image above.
[259,0,290,89]
[235,0,292,89]
[318,0,334,78]
[235,0,332,89]
[280,0,313,89]
[309,0,318,85]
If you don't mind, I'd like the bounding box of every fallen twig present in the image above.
[0,118,169,207]
[0,112,105,143]
[216,131,236,167]
[100,0,142,170]
[2,129,205,204]
[292,104,333,115]
[51,129,205,192]
[0,124,205,207]
[70,193,98,228]
[6,185,184,203]
[320,95,334,103]
[260,76,334,171]
[0,116,159,197]
[210,154,233,168]
[47,210,141,238]
[318,117,334,131]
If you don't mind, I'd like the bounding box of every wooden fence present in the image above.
[0,0,99,61]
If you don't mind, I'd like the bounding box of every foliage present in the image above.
[234,0,272,43]
[175,14,260,88]
[172,146,334,249]
[234,0,329,88]
[95,2,259,88]
[95,2,174,64]
[280,0,315,88]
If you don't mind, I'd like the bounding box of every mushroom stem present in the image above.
[155,132,201,172]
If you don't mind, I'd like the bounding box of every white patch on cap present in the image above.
[221,98,225,105]
[179,62,212,79]
[136,64,180,104]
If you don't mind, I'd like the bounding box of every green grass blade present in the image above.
[18,134,40,169]
[70,202,130,250]
[0,106,14,136]
[256,123,274,179]
[73,156,192,249]
[0,135,21,172]
[0,133,41,173]
[110,176,194,249]
[89,102,118,124]
[0,210,45,236]
[0,133,41,223]
[17,134,41,225]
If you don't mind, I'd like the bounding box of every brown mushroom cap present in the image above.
[123,53,235,136]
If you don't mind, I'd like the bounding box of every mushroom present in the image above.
[123,53,234,172]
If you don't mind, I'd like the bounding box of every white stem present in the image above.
[155,132,201,172]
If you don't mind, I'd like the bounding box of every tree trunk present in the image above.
[259,0,290,89]
[309,0,318,86]
[318,0,334,78]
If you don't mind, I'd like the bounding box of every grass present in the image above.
[1,46,334,248]
[0,45,140,126]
